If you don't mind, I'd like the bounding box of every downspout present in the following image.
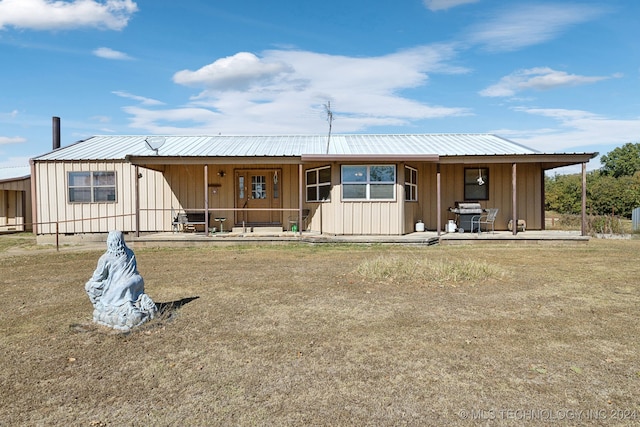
[298,163,303,237]
[135,166,140,237]
[512,163,517,235]
[541,167,546,230]
[436,164,441,237]
[399,162,405,235]
[30,159,37,235]
[581,162,587,236]
[204,164,209,234]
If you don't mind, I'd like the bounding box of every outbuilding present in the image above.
[0,166,32,232]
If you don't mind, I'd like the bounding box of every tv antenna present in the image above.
[324,101,333,154]
[145,136,166,155]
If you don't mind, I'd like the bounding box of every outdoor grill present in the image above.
[449,202,484,232]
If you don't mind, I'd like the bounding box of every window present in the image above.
[251,175,267,199]
[342,165,395,200]
[306,166,331,202]
[405,166,418,202]
[68,171,116,203]
[464,167,489,200]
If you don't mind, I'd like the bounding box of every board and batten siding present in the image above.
[34,161,171,234]
[0,177,31,231]
[306,163,404,236]
[164,163,302,228]
[415,162,543,232]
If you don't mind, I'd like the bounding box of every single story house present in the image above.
[30,134,596,240]
[0,166,32,232]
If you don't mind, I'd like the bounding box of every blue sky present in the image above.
[1,0,639,174]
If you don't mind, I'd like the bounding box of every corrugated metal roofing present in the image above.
[0,166,31,181]
[33,134,541,161]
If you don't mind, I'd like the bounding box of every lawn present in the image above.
[1,236,639,425]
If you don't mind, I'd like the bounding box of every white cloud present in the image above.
[93,47,133,60]
[173,52,294,90]
[125,46,470,134]
[112,91,164,106]
[122,106,223,134]
[0,0,138,31]
[467,4,603,51]
[501,107,640,154]
[0,136,26,145]
[480,67,613,97]
[423,0,478,12]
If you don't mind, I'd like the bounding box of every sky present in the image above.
[1,0,639,175]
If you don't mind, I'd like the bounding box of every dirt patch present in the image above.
[1,239,639,425]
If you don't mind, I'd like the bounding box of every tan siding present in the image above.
[34,159,545,235]
[417,162,544,232]
[35,161,140,234]
[0,178,32,231]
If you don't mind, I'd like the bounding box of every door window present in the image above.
[252,175,267,199]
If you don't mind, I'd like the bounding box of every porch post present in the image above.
[436,164,441,237]
[512,163,517,235]
[29,159,38,235]
[581,162,587,236]
[135,165,140,237]
[299,164,303,236]
[204,164,209,234]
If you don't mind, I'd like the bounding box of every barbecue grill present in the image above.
[449,202,484,232]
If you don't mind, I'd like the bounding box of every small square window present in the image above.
[306,166,331,202]
[464,168,489,200]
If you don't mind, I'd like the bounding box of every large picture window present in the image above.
[68,171,116,203]
[342,165,395,200]
[306,166,331,202]
[464,167,489,200]
[405,166,418,202]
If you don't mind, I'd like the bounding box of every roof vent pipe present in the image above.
[52,116,61,150]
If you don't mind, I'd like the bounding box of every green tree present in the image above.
[545,173,583,214]
[600,142,640,178]
[587,171,640,217]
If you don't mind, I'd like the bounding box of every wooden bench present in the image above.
[173,210,208,232]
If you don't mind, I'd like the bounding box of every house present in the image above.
[0,166,32,232]
[30,134,596,241]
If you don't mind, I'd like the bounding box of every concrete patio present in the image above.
[127,228,590,248]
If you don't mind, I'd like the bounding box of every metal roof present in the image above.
[32,134,543,161]
[0,166,31,181]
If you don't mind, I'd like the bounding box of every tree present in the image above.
[545,173,583,214]
[587,171,640,217]
[600,142,640,178]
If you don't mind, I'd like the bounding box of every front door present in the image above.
[235,169,282,226]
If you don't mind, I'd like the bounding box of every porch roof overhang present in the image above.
[300,154,440,163]
[438,153,598,170]
[126,152,596,171]
[125,155,303,168]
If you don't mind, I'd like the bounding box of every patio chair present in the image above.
[471,208,499,234]
[171,208,187,233]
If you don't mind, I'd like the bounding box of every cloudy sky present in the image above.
[1,0,639,173]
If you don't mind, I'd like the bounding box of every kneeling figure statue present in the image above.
[85,230,157,331]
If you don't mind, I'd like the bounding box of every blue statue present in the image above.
[85,230,157,331]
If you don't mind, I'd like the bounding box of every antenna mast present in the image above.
[324,101,333,154]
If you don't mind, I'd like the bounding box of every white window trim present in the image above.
[405,165,418,202]
[306,165,331,202]
[68,171,117,204]
[341,164,396,201]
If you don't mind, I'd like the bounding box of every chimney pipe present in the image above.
[52,116,61,150]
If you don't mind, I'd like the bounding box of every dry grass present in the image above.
[1,237,640,426]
